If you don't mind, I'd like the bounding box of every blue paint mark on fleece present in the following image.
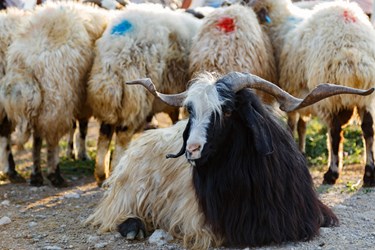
[265,15,272,24]
[111,19,133,36]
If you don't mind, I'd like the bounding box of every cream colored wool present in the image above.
[88,5,201,127]
[252,0,375,119]
[0,7,31,124]
[87,5,201,179]
[86,120,223,250]
[189,4,277,103]
[0,1,109,146]
[190,4,277,83]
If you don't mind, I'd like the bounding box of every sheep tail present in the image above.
[0,73,42,145]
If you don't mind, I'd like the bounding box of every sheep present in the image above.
[87,4,201,186]
[0,7,32,183]
[86,71,374,249]
[188,4,277,104]
[83,0,128,9]
[250,0,375,186]
[0,1,109,187]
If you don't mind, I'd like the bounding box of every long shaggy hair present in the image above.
[87,73,338,249]
[86,120,223,249]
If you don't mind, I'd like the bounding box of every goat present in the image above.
[87,71,373,248]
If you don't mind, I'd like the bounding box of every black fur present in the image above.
[179,81,338,247]
[118,218,146,238]
[0,116,25,182]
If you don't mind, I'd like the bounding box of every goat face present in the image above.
[172,77,273,166]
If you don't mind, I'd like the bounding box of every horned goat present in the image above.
[87,4,201,186]
[189,4,277,103]
[0,1,108,187]
[87,71,374,249]
[250,0,375,186]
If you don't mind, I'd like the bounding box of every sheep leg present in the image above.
[66,120,76,159]
[46,143,67,187]
[360,109,375,187]
[167,107,180,124]
[287,111,298,137]
[95,123,114,187]
[118,218,146,240]
[75,118,91,161]
[323,109,353,185]
[111,126,134,172]
[297,117,307,154]
[30,135,44,186]
[0,117,25,183]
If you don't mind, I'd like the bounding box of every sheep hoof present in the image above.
[30,172,44,186]
[118,218,146,241]
[78,152,91,161]
[95,174,106,187]
[322,169,339,185]
[0,172,25,183]
[47,172,68,188]
[363,165,375,187]
[8,172,26,183]
[66,151,75,160]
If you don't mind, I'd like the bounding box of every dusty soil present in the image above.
[1,117,375,250]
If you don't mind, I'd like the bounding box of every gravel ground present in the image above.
[1,119,375,250]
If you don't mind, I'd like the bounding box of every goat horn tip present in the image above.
[364,87,375,95]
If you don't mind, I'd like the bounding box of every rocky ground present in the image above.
[1,118,375,250]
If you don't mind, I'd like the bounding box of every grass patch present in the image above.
[304,118,364,166]
[59,158,95,177]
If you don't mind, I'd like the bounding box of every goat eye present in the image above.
[186,105,193,114]
[224,111,232,117]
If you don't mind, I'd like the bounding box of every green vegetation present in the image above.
[304,118,364,166]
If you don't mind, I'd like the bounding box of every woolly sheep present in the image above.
[189,4,277,103]
[0,1,109,187]
[0,7,31,183]
[251,0,375,186]
[87,4,201,186]
[87,71,373,248]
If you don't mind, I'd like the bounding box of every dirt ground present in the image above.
[1,117,375,250]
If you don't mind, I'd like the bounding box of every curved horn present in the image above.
[219,72,374,112]
[126,78,187,107]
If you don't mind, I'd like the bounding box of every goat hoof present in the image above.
[30,172,44,186]
[47,173,68,187]
[363,165,375,187]
[126,231,137,240]
[118,218,146,240]
[323,169,339,185]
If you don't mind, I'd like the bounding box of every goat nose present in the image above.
[186,143,201,154]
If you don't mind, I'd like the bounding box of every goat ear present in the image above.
[243,104,274,155]
[166,120,191,159]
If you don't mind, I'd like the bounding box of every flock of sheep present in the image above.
[0,0,375,249]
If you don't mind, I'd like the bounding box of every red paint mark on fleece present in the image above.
[216,17,235,33]
[343,10,356,23]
